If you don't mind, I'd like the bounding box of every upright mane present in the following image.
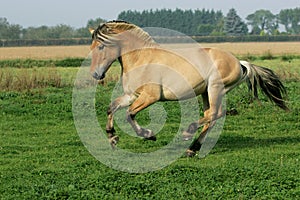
[92,20,156,45]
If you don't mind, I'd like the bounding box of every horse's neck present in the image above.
[119,42,159,74]
[122,40,157,53]
[118,50,141,74]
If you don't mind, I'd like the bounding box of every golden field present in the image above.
[0,42,299,60]
[0,46,91,60]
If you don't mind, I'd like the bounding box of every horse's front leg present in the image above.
[126,112,156,141]
[126,89,160,141]
[106,94,134,148]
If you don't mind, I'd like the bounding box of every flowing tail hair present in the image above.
[240,60,289,111]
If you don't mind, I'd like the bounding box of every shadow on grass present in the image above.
[216,134,300,151]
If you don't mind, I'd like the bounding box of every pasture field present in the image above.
[0,44,299,199]
[0,42,300,60]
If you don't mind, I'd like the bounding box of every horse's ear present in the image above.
[89,28,95,35]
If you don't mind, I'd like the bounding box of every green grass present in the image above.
[0,62,120,91]
[238,53,300,62]
[0,58,85,68]
[0,59,299,199]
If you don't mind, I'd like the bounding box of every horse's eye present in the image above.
[98,45,105,50]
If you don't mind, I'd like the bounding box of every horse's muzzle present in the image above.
[92,72,105,80]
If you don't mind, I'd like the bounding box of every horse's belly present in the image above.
[161,81,206,100]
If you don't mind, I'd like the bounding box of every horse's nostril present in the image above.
[92,72,105,80]
[92,72,100,80]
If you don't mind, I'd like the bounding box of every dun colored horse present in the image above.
[89,21,288,156]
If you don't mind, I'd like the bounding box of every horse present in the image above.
[88,20,288,157]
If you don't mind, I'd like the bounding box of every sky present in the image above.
[1,0,299,28]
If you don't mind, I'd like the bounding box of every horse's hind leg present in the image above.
[183,91,210,141]
[186,84,225,156]
[184,91,211,156]
[187,119,218,157]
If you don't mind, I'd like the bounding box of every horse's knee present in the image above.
[187,122,199,134]
[126,111,135,123]
[183,122,199,141]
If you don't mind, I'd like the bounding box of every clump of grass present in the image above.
[0,59,55,68]
[279,54,300,62]
[0,68,63,91]
[276,69,300,82]
[239,53,258,61]
[260,50,275,60]
[0,58,84,68]
[0,70,14,90]
[54,58,84,67]
[239,53,300,62]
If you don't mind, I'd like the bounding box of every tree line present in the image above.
[0,17,106,40]
[118,8,300,36]
[0,7,299,40]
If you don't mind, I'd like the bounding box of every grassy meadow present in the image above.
[0,43,299,199]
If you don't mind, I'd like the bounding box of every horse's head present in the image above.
[89,24,120,80]
[89,21,157,80]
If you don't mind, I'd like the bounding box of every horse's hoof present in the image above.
[186,149,196,157]
[145,135,157,141]
[226,108,238,115]
[109,135,119,149]
[182,131,193,141]
[139,128,156,141]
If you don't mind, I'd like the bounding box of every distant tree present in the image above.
[73,17,107,38]
[197,24,215,36]
[249,25,261,35]
[224,8,248,36]
[49,24,75,38]
[23,24,75,39]
[75,27,90,38]
[0,17,22,39]
[278,8,300,34]
[278,9,293,33]
[211,17,225,35]
[86,18,107,29]
[118,8,224,36]
[23,26,48,39]
[291,8,300,34]
[0,17,10,38]
[246,9,278,34]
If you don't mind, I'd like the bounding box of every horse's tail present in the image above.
[240,60,289,111]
